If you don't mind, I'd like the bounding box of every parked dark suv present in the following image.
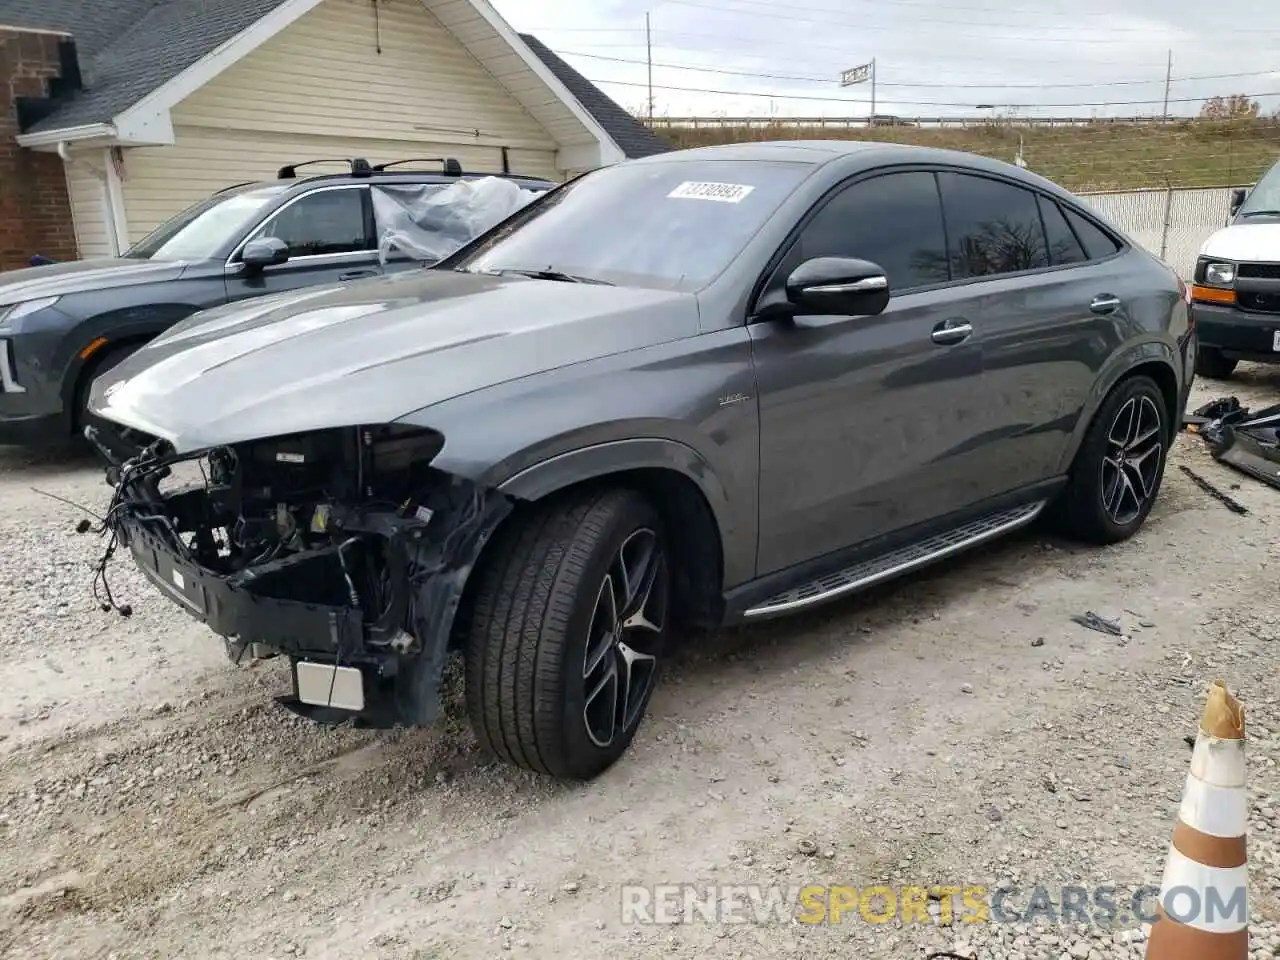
[89,141,1196,781]
[0,158,553,446]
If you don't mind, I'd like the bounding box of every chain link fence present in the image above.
[1078,185,1245,279]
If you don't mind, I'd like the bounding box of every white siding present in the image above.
[63,158,113,258]
[119,0,563,243]
[120,128,556,242]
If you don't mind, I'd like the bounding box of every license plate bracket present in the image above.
[295,661,366,712]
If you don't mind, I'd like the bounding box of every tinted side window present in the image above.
[799,171,950,290]
[938,172,1049,278]
[251,187,369,258]
[1037,196,1087,266]
[1062,207,1122,261]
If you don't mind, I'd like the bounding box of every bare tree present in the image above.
[1200,95,1261,120]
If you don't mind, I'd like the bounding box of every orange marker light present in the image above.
[78,336,109,360]
[1190,285,1236,306]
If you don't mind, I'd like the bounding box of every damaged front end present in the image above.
[89,423,511,727]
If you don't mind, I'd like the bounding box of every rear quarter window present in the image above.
[1062,206,1123,261]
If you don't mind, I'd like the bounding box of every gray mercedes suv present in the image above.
[86,141,1196,780]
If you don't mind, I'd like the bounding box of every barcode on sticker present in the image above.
[667,181,755,203]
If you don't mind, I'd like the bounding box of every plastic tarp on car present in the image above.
[371,177,540,265]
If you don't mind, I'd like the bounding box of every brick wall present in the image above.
[0,28,79,271]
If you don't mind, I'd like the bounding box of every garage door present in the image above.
[120,126,559,245]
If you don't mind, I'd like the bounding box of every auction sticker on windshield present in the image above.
[667,181,756,203]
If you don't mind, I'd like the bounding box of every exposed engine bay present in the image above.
[86,423,511,727]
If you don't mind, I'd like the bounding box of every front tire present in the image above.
[464,488,670,780]
[1194,347,1238,380]
[1055,375,1169,545]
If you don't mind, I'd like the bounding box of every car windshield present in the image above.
[124,184,290,261]
[1237,159,1280,219]
[448,160,813,290]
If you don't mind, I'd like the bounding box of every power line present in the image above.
[556,49,1280,91]
[536,35,1174,68]
[586,76,1280,109]
[655,0,1280,38]
[665,0,1265,23]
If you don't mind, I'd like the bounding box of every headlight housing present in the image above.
[0,296,61,325]
[1203,261,1236,287]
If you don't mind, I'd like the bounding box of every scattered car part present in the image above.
[1178,465,1249,515]
[1071,611,1124,636]
[1184,395,1280,492]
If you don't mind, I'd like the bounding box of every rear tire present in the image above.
[1054,375,1169,545]
[1194,347,1238,380]
[464,488,670,780]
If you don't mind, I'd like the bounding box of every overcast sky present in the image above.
[492,0,1280,120]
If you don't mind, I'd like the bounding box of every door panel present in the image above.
[751,170,990,576]
[751,291,985,576]
[935,174,1128,493]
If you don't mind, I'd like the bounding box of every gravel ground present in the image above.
[1,368,1278,960]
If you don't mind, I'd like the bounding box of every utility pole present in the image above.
[870,57,876,126]
[646,12,654,120]
[1162,49,1172,120]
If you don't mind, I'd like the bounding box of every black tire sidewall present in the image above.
[1069,376,1169,542]
[552,495,669,779]
[1194,347,1237,380]
[75,345,139,433]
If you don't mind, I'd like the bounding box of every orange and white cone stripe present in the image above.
[1146,679,1248,960]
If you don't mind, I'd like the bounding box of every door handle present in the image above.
[1090,294,1122,314]
[931,318,973,345]
[339,269,378,281]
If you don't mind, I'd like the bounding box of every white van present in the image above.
[1190,157,1280,379]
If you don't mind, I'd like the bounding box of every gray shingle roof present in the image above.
[1,0,292,133]
[519,35,673,160]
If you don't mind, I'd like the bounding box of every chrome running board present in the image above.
[743,500,1047,619]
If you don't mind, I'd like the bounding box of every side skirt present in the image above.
[723,479,1064,623]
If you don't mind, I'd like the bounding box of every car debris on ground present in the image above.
[1184,395,1280,491]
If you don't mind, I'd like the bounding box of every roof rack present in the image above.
[371,157,463,176]
[277,158,373,179]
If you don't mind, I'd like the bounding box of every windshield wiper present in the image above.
[1241,210,1280,218]
[474,267,613,285]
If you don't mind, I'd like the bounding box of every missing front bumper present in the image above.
[100,427,514,729]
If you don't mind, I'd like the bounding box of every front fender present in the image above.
[498,436,750,584]
[1055,337,1178,475]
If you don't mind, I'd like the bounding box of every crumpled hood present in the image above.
[0,258,189,305]
[1199,222,1280,262]
[89,268,701,452]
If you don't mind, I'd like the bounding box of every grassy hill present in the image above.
[647,118,1280,193]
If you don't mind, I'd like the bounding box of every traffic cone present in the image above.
[1146,680,1248,959]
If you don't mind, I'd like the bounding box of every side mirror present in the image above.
[241,236,290,270]
[1230,187,1248,218]
[785,257,890,317]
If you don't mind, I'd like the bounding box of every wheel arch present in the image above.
[60,305,202,435]
[1057,342,1180,476]
[498,439,732,626]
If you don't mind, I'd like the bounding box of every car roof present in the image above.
[624,138,1077,199]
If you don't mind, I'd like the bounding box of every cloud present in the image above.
[493,0,1280,119]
